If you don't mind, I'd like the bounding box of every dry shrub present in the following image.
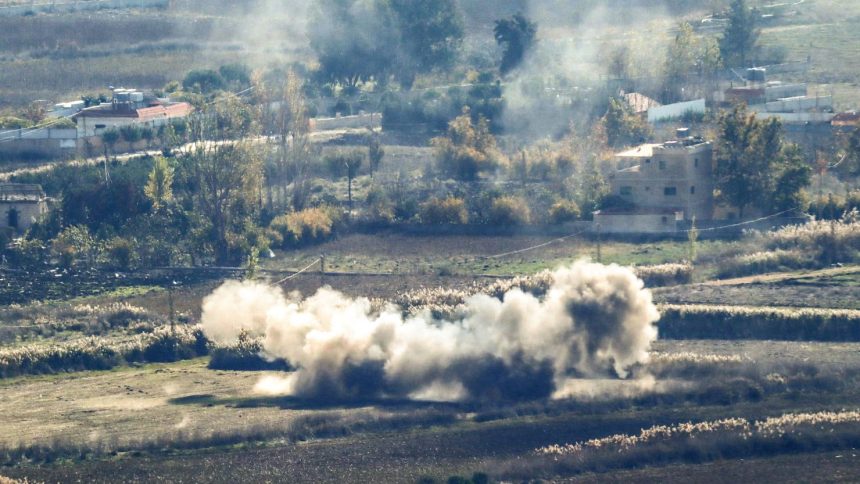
[269,207,336,247]
[718,248,811,278]
[419,197,469,225]
[0,325,207,378]
[548,199,581,224]
[658,303,860,341]
[633,263,693,286]
[506,410,860,480]
[488,196,531,226]
[757,213,860,265]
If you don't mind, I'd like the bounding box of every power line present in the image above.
[274,257,321,284]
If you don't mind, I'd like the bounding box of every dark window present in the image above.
[645,159,651,164]
[7,209,18,229]
[661,216,668,224]
[690,186,696,194]
[664,187,677,196]
[620,186,633,196]
[645,186,650,191]
[95,124,106,129]
[694,158,699,167]
[659,160,666,170]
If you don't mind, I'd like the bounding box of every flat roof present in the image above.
[616,144,659,158]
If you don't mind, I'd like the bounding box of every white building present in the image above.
[72,90,192,138]
[0,184,50,233]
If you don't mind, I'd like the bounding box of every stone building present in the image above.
[0,184,49,233]
[594,131,714,233]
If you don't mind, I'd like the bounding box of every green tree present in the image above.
[387,0,465,88]
[182,69,226,94]
[309,0,398,88]
[719,0,759,67]
[145,156,174,211]
[603,97,651,147]
[179,96,263,265]
[715,105,810,218]
[494,13,537,75]
[432,108,505,180]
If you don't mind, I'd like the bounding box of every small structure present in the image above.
[0,184,49,232]
[623,92,661,116]
[72,89,193,138]
[595,130,714,234]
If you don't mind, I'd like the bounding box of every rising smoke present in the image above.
[201,261,660,402]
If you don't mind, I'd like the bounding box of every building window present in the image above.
[645,159,651,164]
[659,160,666,170]
[645,186,650,191]
[694,158,699,167]
[661,216,668,224]
[95,124,106,129]
[620,186,633,196]
[690,186,696,194]
[664,187,677,196]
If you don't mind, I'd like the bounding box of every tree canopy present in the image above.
[719,0,759,68]
[715,105,811,218]
[494,13,537,75]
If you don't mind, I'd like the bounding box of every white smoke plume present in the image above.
[201,261,659,402]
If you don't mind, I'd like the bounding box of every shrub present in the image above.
[548,199,581,224]
[658,304,860,341]
[208,332,291,371]
[105,236,137,270]
[420,197,469,225]
[633,263,693,286]
[269,207,335,247]
[0,325,207,378]
[717,249,810,278]
[758,215,860,265]
[487,196,531,226]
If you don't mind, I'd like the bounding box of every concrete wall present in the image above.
[751,111,835,124]
[763,95,832,113]
[0,128,78,160]
[0,200,47,232]
[594,212,681,234]
[647,99,706,123]
[0,0,167,16]
[310,113,381,132]
[765,83,807,102]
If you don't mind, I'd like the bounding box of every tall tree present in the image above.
[387,0,465,89]
[494,13,537,75]
[836,128,860,185]
[719,0,759,67]
[144,156,174,211]
[715,105,809,218]
[179,94,263,265]
[326,150,364,210]
[309,0,398,88]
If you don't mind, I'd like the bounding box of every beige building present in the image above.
[595,132,714,233]
[0,184,50,233]
[72,90,192,139]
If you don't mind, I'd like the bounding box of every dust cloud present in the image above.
[201,261,660,402]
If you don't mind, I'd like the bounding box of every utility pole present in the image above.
[596,223,602,263]
[168,280,176,336]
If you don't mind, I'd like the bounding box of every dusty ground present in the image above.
[3,340,860,451]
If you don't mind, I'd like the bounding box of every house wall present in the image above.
[647,99,706,123]
[0,128,78,160]
[610,142,714,220]
[310,113,382,132]
[75,114,180,138]
[0,200,47,232]
[593,213,680,234]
